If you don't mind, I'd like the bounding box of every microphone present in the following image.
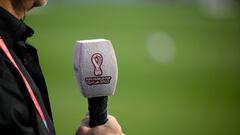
[74,39,118,127]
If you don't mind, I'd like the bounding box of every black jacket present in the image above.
[0,7,55,135]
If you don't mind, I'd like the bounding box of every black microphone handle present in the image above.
[88,96,108,127]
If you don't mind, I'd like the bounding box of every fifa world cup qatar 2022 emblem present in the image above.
[92,53,103,76]
[85,53,112,85]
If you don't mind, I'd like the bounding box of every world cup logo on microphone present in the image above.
[91,53,103,76]
[85,53,112,86]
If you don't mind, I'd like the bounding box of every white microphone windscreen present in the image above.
[74,39,118,98]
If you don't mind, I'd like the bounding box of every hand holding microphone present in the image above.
[74,39,123,133]
[76,115,124,135]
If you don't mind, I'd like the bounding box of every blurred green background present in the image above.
[25,0,240,135]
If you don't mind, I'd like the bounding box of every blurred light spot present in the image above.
[146,32,176,64]
[197,0,239,19]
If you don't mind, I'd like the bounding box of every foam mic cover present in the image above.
[74,39,118,127]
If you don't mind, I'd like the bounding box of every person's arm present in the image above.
[76,115,124,135]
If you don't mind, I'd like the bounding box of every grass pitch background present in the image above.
[26,4,240,135]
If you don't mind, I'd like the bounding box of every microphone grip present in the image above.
[88,96,108,127]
